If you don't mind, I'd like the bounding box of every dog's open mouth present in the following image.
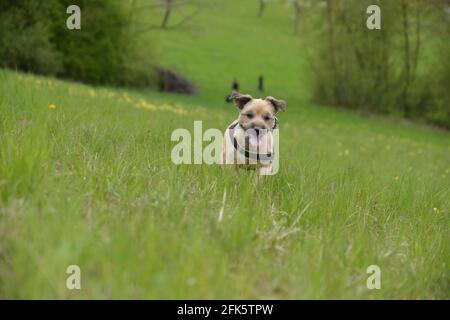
[245,129,266,148]
[248,133,261,148]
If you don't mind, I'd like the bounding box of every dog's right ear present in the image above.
[228,91,253,110]
[265,96,286,113]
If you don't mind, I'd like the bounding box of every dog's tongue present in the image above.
[249,134,261,148]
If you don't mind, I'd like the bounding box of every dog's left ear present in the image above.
[229,91,253,109]
[265,96,286,113]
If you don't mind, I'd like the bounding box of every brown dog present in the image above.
[221,91,285,176]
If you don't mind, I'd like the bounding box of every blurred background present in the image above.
[0,0,448,127]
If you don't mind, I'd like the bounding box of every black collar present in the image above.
[228,119,277,161]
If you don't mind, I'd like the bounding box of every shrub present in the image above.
[155,66,198,95]
[301,0,450,128]
[0,0,63,75]
[0,0,156,87]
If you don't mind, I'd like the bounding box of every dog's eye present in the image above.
[264,116,272,121]
[246,113,254,119]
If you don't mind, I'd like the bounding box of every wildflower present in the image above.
[136,100,157,110]
[122,93,132,103]
[433,208,440,214]
[394,176,399,181]
[48,104,56,109]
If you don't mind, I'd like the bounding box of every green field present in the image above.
[0,0,449,299]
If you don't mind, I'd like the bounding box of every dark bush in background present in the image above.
[0,1,63,75]
[301,0,450,128]
[155,66,198,95]
[0,0,155,87]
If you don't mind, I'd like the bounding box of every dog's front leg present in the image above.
[255,165,269,183]
[258,164,272,176]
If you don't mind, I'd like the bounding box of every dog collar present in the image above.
[228,119,277,161]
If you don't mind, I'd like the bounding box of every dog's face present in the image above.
[239,99,276,132]
[229,91,286,148]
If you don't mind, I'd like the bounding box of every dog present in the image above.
[221,91,286,176]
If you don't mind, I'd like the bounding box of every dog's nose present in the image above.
[251,125,266,135]
[251,123,264,130]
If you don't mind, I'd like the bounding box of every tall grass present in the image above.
[0,70,448,298]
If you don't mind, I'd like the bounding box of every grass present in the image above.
[0,0,449,299]
[145,0,309,103]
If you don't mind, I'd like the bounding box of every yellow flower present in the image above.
[433,208,440,214]
[48,104,56,109]
[136,100,157,110]
[394,176,399,181]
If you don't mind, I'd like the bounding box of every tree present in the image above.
[300,0,449,127]
[399,0,423,118]
[293,0,300,34]
[129,0,206,32]
[258,0,267,17]
[160,0,176,28]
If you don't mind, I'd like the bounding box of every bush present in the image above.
[155,66,198,95]
[0,1,63,75]
[301,0,450,128]
[0,0,155,87]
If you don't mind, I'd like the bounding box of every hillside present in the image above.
[0,69,448,298]
[146,0,309,103]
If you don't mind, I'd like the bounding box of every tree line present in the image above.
[300,0,449,128]
[0,0,155,87]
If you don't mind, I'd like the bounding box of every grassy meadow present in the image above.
[0,0,449,299]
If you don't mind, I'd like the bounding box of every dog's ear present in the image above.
[229,91,253,110]
[265,96,286,113]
